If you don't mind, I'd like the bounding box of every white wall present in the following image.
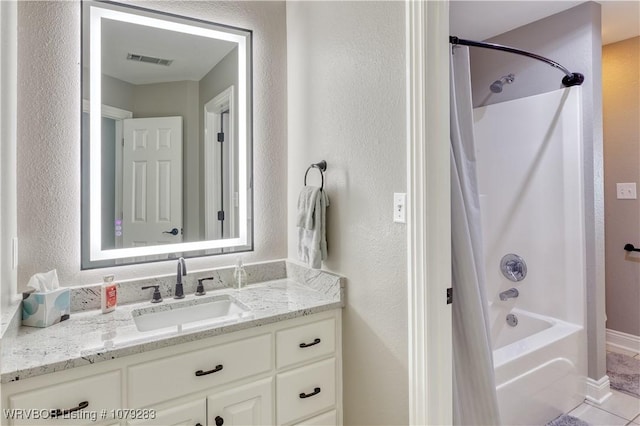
[602,37,640,337]
[16,1,287,289]
[286,2,407,424]
[468,1,606,381]
[475,88,585,331]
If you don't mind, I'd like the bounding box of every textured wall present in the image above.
[286,2,408,424]
[16,1,287,289]
[603,36,640,337]
[468,1,606,381]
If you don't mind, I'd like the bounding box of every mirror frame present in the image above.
[83,1,253,264]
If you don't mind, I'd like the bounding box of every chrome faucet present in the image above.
[499,288,519,301]
[174,257,187,299]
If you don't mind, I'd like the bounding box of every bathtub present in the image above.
[492,308,586,426]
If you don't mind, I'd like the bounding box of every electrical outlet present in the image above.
[393,193,406,223]
[616,183,637,200]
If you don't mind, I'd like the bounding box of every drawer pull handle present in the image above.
[299,338,321,348]
[299,387,321,399]
[215,416,224,426]
[51,401,89,418]
[195,364,223,376]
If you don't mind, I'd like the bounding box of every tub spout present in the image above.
[499,288,519,301]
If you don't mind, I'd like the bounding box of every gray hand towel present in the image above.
[297,186,329,269]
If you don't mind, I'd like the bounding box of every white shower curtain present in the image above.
[450,46,501,426]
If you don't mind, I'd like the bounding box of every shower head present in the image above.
[490,73,515,93]
[490,80,504,93]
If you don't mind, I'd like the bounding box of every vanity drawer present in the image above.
[8,371,121,425]
[276,318,335,369]
[128,333,271,408]
[294,410,337,426]
[276,358,336,425]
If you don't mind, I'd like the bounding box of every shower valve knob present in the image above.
[500,253,527,282]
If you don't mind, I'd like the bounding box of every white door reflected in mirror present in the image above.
[122,117,183,250]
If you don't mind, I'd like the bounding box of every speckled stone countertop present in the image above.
[1,261,344,384]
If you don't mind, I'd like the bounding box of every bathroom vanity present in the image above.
[1,262,344,426]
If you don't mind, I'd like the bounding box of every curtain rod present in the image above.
[449,36,584,87]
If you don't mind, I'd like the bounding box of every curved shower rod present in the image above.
[449,36,584,87]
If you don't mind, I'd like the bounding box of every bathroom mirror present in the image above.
[81,1,253,268]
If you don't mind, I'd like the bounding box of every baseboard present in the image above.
[606,328,640,353]
[585,375,612,405]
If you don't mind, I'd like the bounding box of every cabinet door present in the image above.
[127,400,205,426]
[207,378,273,426]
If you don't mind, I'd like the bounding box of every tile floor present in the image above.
[566,345,640,426]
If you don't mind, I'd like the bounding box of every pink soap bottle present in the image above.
[101,275,117,313]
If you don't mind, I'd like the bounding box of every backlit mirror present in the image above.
[81,1,253,268]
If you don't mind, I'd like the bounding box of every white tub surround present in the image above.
[0,260,344,383]
[475,88,587,425]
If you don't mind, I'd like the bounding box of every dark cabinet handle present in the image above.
[624,243,640,252]
[215,416,224,426]
[195,364,223,376]
[299,387,321,399]
[299,338,321,348]
[163,228,179,236]
[51,401,89,418]
[195,423,203,426]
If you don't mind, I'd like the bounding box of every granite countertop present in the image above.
[1,264,344,384]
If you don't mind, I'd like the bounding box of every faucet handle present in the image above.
[141,285,162,303]
[195,277,215,296]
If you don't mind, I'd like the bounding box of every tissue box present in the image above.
[22,288,70,328]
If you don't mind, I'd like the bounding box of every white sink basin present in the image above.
[132,295,252,332]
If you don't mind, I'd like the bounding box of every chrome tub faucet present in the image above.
[499,288,519,301]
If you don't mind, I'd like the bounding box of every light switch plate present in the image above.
[616,183,637,199]
[393,193,406,223]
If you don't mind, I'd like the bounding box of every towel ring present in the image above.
[304,160,327,190]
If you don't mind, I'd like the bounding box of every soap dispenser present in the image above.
[234,258,247,290]
[101,274,117,313]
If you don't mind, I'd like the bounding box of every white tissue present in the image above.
[26,269,60,292]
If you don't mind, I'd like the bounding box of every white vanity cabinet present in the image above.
[127,334,272,408]
[206,378,273,426]
[127,400,206,426]
[6,371,122,425]
[274,318,338,425]
[1,310,342,426]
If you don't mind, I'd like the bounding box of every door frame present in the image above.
[406,1,452,424]
[204,86,236,241]
[82,100,132,249]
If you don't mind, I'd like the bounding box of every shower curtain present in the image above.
[450,46,501,425]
